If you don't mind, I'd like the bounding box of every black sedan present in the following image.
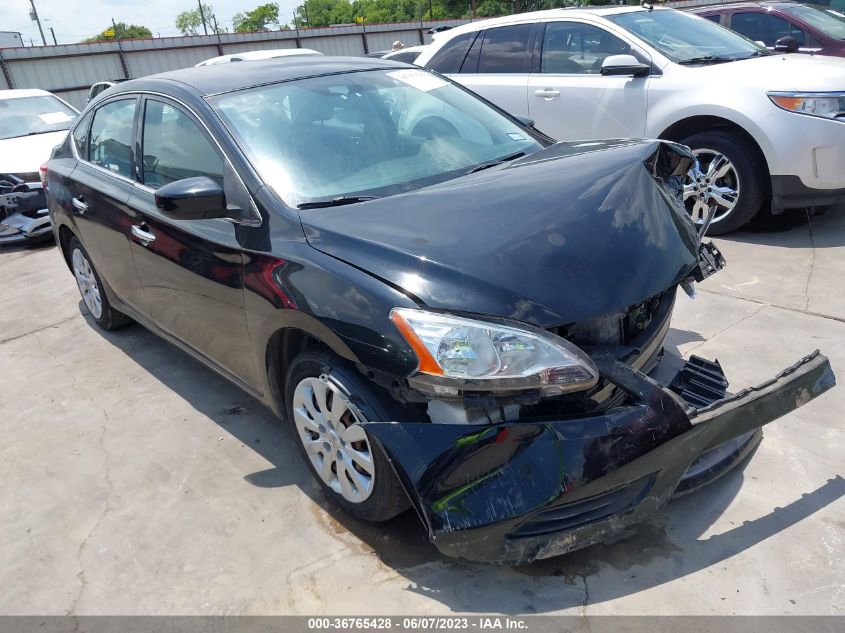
[45,57,835,564]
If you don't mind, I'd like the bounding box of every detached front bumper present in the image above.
[365,351,835,564]
[0,208,52,244]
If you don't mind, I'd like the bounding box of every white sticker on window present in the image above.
[507,133,526,141]
[39,111,72,124]
[387,69,449,92]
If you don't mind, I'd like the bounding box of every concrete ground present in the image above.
[0,208,843,616]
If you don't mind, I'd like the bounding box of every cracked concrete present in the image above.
[0,209,843,616]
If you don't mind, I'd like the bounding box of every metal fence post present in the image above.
[0,50,14,89]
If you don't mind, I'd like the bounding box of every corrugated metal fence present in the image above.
[0,20,471,110]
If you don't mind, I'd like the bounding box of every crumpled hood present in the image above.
[302,140,700,327]
[690,53,845,91]
[0,131,68,174]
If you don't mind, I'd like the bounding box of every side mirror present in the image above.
[155,176,231,220]
[600,54,650,77]
[774,36,799,53]
[514,114,535,128]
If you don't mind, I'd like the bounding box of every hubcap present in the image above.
[292,376,375,503]
[72,248,103,319]
[684,148,741,226]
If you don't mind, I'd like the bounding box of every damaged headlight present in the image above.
[390,308,599,396]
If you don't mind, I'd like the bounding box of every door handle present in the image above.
[534,88,561,99]
[71,197,88,214]
[131,224,156,245]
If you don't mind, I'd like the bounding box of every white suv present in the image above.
[415,6,845,234]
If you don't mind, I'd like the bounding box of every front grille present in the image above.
[508,473,656,539]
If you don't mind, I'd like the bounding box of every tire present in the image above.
[284,349,410,522]
[68,236,133,330]
[680,130,769,235]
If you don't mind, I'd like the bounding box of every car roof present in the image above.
[690,1,799,12]
[197,48,323,66]
[0,88,54,100]
[111,56,407,98]
[427,6,674,40]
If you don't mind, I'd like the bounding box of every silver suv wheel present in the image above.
[72,247,103,319]
[685,148,741,226]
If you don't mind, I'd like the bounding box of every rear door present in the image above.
[67,96,151,317]
[449,23,537,120]
[127,96,257,387]
[526,20,650,141]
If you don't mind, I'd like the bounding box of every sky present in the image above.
[1,0,303,45]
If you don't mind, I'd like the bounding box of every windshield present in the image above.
[0,95,77,141]
[781,4,845,40]
[212,69,542,206]
[608,9,768,63]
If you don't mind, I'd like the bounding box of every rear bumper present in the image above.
[365,351,835,564]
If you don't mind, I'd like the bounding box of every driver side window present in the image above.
[541,22,632,74]
[141,99,223,189]
[731,12,806,46]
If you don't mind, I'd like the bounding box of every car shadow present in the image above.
[86,314,844,613]
[719,204,845,248]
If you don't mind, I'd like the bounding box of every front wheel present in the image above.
[681,131,769,235]
[285,350,410,522]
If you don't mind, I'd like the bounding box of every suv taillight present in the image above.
[39,163,48,189]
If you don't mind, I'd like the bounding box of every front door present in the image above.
[127,96,257,388]
[527,21,650,141]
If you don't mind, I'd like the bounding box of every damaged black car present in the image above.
[45,58,836,564]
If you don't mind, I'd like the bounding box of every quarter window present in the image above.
[427,32,476,74]
[541,22,632,74]
[72,111,93,157]
[477,24,533,73]
[731,12,807,46]
[141,100,223,189]
[88,99,136,178]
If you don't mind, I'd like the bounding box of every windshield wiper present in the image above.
[466,151,526,175]
[745,50,771,58]
[297,195,379,210]
[677,55,734,65]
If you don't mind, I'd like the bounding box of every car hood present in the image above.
[301,140,700,328]
[0,130,68,174]
[687,53,845,90]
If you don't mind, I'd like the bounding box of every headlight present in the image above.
[390,308,599,396]
[768,92,845,121]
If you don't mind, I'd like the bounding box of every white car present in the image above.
[195,48,323,67]
[382,45,429,65]
[0,89,78,244]
[415,6,845,234]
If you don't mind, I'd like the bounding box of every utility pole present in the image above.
[28,0,47,46]
[49,27,57,45]
[198,1,209,35]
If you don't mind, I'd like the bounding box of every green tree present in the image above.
[233,3,281,32]
[84,22,152,42]
[176,3,220,35]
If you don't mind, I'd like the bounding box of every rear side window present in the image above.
[703,14,722,23]
[731,12,807,45]
[477,24,534,73]
[427,31,476,73]
[72,111,93,157]
[88,99,136,178]
[141,99,223,189]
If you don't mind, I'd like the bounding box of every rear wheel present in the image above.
[69,236,132,330]
[681,131,768,235]
[285,350,409,522]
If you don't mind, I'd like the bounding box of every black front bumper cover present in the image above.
[364,351,835,564]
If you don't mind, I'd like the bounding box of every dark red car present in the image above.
[692,1,845,57]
